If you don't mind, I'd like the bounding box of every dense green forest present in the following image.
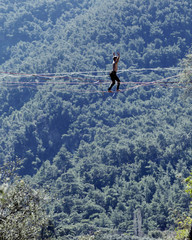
[1,0,192,239]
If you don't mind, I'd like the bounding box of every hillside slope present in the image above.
[0,0,192,239]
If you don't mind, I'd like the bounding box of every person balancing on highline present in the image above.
[108,52,120,92]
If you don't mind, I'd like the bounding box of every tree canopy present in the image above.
[1,0,192,239]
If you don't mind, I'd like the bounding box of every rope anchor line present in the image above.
[0,67,187,93]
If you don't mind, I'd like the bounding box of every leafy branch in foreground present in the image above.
[0,158,56,240]
[0,158,23,185]
[0,179,56,240]
[175,174,192,240]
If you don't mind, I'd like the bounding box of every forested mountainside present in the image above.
[1,0,192,239]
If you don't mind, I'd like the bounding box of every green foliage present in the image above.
[0,157,23,184]
[176,217,192,240]
[1,0,192,239]
[179,54,192,99]
[175,174,192,240]
[0,179,54,240]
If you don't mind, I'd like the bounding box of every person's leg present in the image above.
[108,72,115,91]
[115,75,120,91]
[108,80,115,91]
